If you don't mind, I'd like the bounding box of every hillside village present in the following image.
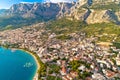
[0,23,120,80]
[1,0,120,80]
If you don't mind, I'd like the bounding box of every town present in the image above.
[0,23,120,80]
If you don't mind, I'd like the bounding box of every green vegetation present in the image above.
[24,50,47,79]
[69,60,91,71]
[46,18,120,42]
[19,48,47,80]
[114,77,120,80]
[69,60,91,79]
[48,64,60,74]
[0,15,44,30]
[3,25,14,30]
[2,43,19,48]
[90,3,120,12]
[98,35,115,42]
[109,48,119,55]
[111,58,116,65]
[79,71,92,80]
[113,42,120,49]
[70,60,80,71]
[47,76,62,80]
[38,61,46,78]
[0,44,47,80]
[82,23,118,36]
[47,18,87,35]
[56,35,72,40]
[81,23,120,42]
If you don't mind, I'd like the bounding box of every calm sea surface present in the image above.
[0,47,37,80]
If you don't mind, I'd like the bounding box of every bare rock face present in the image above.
[86,10,119,24]
[8,3,33,15]
[66,8,91,21]
[65,0,120,24]
[67,8,119,24]
[78,0,88,6]
[93,0,120,4]
[72,0,92,9]
[7,3,75,20]
[65,0,90,20]
[115,11,120,21]
[2,0,120,24]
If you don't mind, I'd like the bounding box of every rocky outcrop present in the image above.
[93,0,120,4]
[86,9,119,24]
[1,0,120,24]
[66,0,120,24]
[67,8,119,24]
[66,8,91,21]
[115,11,120,21]
[7,2,75,20]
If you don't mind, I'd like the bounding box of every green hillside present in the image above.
[47,18,87,34]
[0,16,45,30]
[90,2,120,12]
[82,23,120,42]
[47,18,120,42]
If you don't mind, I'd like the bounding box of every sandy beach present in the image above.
[1,47,40,80]
[15,48,40,80]
[31,53,40,80]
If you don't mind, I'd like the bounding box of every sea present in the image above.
[0,47,37,80]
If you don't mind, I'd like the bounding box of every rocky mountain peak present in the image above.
[7,2,75,19]
[1,0,120,25]
[43,0,76,3]
[86,9,119,24]
[65,0,120,24]
[77,0,92,6]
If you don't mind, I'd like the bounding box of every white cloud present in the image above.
[43,0,76,3]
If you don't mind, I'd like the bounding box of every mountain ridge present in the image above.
[0,0,120,28]
[7,2,75,19]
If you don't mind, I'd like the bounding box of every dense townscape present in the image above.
[0,23,120,80]
[1,0,120,80]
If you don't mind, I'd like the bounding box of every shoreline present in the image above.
[0,46,40,80]
[18,49,40,80]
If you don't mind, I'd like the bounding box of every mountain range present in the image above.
[0,0,120,29]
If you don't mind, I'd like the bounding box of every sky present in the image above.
[0,0,77,9]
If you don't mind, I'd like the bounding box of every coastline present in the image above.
[28,51,40,80]
[18,49,40,80]
[0,46,40,80]
[31,53,40,80]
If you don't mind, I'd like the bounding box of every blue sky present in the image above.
[0,0,43,9]
[0,0,77,9]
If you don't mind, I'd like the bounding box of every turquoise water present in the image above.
[0,47,37,80]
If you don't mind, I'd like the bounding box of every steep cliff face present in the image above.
[7,2,75,20]
[1,0,120,25]
[93,0,120,4]
[66,0,120,24]
[115,12,120,21]
[86,9,119,24]
[66,8,91,21]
